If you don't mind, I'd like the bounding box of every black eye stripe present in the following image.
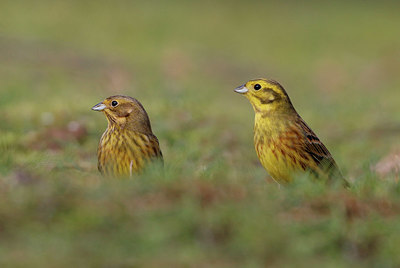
[111,100,118,107]
[255,88,281,105]
[259,98,275,105]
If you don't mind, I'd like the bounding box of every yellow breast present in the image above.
[97,127,161,177]
[255,135,295,183]
[253,115,313,183]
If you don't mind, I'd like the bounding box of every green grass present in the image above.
[1,0,400,266]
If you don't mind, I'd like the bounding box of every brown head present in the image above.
[92,95,153,134]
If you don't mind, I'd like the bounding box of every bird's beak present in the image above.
[92,102,107,111]
[234,84,248,94]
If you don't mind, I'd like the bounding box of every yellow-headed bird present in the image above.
[235,79,347,185]
[92,95,162,177]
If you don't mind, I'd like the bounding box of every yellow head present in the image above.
[234,79,295,114]
[92,95,153,133]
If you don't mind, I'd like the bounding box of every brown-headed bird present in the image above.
[92,95,162,177]
[235,79,348,186]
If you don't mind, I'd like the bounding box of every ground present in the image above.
[1,1,400,266]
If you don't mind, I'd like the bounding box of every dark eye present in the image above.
[254,84,261,90]
[111,100,118,107]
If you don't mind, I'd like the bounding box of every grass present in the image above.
[1,0,400,266]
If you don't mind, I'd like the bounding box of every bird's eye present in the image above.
[254,84,261,90]
[111,100,118,107]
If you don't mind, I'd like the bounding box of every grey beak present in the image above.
[234,84,248,94]
[92,102,107,111]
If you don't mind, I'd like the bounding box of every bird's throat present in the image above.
[254,112,294,138]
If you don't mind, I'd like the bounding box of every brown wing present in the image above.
[140,133,163,162]
[296,117,347,185]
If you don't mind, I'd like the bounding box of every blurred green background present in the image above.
[1,0,400,266]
